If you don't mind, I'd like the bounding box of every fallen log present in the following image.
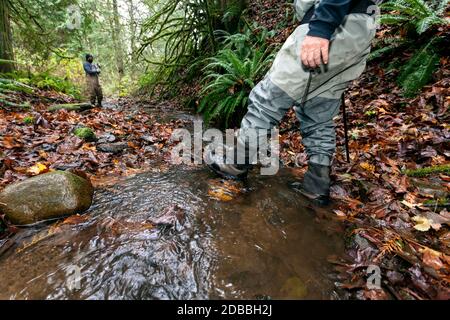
[48,102,93,112]
[0,98,31,109]
[0,78,34,93]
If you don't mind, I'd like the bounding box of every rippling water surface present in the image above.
[0,166,344,299]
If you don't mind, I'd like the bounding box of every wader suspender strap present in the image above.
[301,71,351,163]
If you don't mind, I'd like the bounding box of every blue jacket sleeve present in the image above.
[83,62,98,75]
[307,0,352,40]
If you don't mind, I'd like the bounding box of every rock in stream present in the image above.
[0,171,94,225]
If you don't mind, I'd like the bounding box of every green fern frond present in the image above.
[397,42,440,97]
[380,0,449,33]
[198,35,273,126]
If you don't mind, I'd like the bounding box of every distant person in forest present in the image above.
[83,53,103,107]
[206,0,379,206]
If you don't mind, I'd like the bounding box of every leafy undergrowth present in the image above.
[278,48,450,300]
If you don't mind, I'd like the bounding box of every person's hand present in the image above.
[300,36,330,69]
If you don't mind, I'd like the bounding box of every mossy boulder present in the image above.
[23,116,34,125]
[0,171,94,225]
[73,127,96,142]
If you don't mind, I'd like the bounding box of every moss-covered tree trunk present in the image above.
[126,0,138,80]
[199,0,247,52]
[111,0,125,81]
[0,0,15,73]
[215,0,247,33]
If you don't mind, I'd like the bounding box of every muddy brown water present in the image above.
[0,165,345,300]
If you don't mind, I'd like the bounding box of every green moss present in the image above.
[73,127,96,141]
[404,165,450,177]
[0,82,33,94]
[350,132,359,140]
[423,197,450,207]
[365,110,377,118]
[23,116,34,125]
[48,103,92,112]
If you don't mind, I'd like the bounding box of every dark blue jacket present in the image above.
[307,0,377,40]
[83,61,100,76]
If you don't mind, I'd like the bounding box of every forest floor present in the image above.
[1,1,449,300]
[0,95,189,192]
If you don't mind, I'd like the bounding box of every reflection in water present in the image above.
[0,167,344,299]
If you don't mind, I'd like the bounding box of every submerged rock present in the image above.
[280,277,308,299]
[97,142,128,154]
[0,171,94,225]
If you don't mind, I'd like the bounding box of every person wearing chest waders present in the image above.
[206,0,380,206]
[83,53,103,107]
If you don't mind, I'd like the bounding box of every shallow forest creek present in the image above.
[1,0,449,301]
[0,101,346,300]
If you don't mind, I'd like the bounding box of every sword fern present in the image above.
[380,0,449,34]
[198,31,274,127]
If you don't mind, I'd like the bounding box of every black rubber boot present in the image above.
[291,162,331,206]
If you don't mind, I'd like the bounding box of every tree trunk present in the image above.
[127,0,137,57]
[111,0,125,81]
[204,0,217,52]
[126,0,137,79]
[216,0,247,32]
[0,0,15,73]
